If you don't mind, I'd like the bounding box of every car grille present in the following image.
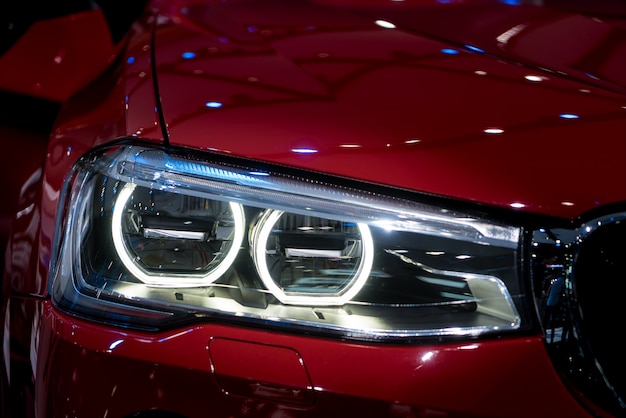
[534,213,626,416]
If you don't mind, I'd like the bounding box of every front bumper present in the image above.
[14,300,592,417]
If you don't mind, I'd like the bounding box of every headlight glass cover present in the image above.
[51,143,528,340]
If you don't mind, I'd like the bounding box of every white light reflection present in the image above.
[418,276,467,289]
[525,75,545,82]
[108,339,124,351]
[484,128,504,134]
[16,203,35,219]
[510,202,526,208]
[421,351,435,362]
[375,20,397,29]
[372,215,519,247]
[497,24,526,44]
[157,328,195,343]
[459,344,479,350]
[291,148,318,154]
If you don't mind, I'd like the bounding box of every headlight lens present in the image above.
[111,182,246,287]
[52,143,528,339]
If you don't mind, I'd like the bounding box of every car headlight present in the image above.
[51,142,529,340]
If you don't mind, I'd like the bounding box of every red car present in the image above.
[1,0,625,417]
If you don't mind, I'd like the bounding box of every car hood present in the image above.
[149,0,626,219]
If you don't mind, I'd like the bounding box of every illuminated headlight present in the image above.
[251,209,374,306]
[111,182,246,287]
[51,143,528,339]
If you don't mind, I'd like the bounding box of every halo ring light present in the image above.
[253,209,374,306]
[111,183,245,287]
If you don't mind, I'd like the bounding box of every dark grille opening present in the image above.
[535,215,626,416]
[572,219,626,413]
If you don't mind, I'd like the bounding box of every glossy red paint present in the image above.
[0,9,122,103]
[209,337,315,405]
[2,14,165,301]
[1,1,625,418]
[0,127,48,245]
[33,302,588,417]
[152,1,626,219]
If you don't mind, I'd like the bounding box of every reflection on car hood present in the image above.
[149,0,626,219]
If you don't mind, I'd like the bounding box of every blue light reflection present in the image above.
[464,45,484,53]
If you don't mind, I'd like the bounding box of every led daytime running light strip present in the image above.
[112,182,246,287]
[116,147,519,248]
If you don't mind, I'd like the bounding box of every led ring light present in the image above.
[253,209,374,306]
[112,182,245,287]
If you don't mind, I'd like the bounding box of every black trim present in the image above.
[150,16,170,145]
[95,0,151,45]
[1,0,94,56]
[0,90,60,134]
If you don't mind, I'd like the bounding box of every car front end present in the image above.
[2,0,626,417]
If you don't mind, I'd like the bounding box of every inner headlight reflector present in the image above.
[252,209,374,306]
[111,182,245,287]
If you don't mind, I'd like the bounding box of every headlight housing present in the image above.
[51,142,529,340]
